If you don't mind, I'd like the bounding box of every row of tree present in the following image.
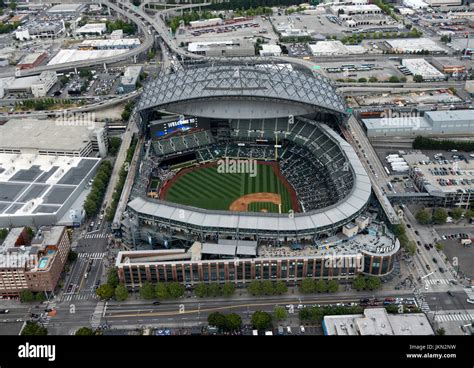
[416,208,449,225]
[108,137,122,156]
[340,28,422,45]
[413,136,474,152]
[15,98,73,111]
[19,290,46,303]
[299,305,364,323]
[140,282,185,300]
[247,280,288,296]
[195,283,235,298]
[207,312,242,332]
[83,160,113,217]
[393,224,416,256]
[351,275,382,291]
[96,268,129,301]
[105,137,138,221]
[299,278,339,294]
[336,76,408,83]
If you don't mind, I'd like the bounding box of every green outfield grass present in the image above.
[164,163,293,213]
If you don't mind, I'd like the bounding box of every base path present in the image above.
[229,192,282,212]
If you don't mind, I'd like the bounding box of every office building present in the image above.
[0,226,71,296]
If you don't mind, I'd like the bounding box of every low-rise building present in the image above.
[15,21,65,41]
[31,71,57,98]
[342,222,359,237]
[110,29,124,40]
[362,109,474,137]
[1,71,57,97]
[259,44,282,57]
[309,40,366,56]
[424,0,461,5]
[120,65,142,93]
[189,18,223,28]
[323,308,434,335]
[78,38,141,50]
[17,52,48,70]
[0,226,71,297]
[46,3,86,14]
[74,23,107,36]
[431,57,466,75]
[187,40,255,57]
[329,4,382,15]
[385,38,447,53]
[401,58,446,81]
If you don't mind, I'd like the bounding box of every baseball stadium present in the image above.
[116,60,400,284]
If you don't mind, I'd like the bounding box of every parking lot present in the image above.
[436,230,473,280]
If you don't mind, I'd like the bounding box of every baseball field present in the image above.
[161,162,298,213]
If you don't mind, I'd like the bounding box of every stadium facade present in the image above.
[117,60,398,284]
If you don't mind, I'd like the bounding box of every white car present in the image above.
[300,326,305,333]
[467,299,474,304]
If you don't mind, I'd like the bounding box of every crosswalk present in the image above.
[91,301,106,329]
[78,252,106,260]
[423,278,455,286]
[414,288,430,313]
[60,291,99,302]
[435,313,474,323]
[83,232,108,239]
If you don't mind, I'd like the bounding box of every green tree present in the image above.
[275,281,288,294]
[436,327,446,335]
[352,275,366,291]
[365,276,382,291]
[413,74,424,83]
[327,280,339,293]
[405,241,417,256]
[21,322,47,336]
[435,243,444,251]
[75,327,94,335]
[300,278,315,294]
[251,311,273,331]
[247,280,262,296]
[416,208,431,225]
[96,284,114,300]
[167,282,185,299]
[155,283,169,300]
[273,306,287,321]
[107,267,119,288]
[67,250,78,262]
[451,207,463,221]
[225,313,242,331]
[108,137,122,156]
[314,280,328,293]
[432,208,448,224]
[35,292,46,302]
[140,282,156,300]
[207,312,226,329]
[221,283,235,297]
[115,284,129,301]
[20,290,34,303]
[261,280,275,295]
[388,76,400,83]
[194,283,208,298]
[0,228,8,241]
[208,283,221,297]
[465,209,474,219]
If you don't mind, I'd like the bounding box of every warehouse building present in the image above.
[431,57,466,75]
[329,4,383,15]
[78,38,141,50]
[424,0,461,5]
[402,0,429,9]
[401,59,445,81]
[46,3,86,14]
[0,226,71,297]
[259,44,282,57]
[362,109,474,137]
[187,40,255,57]
[385,38,447,53]
[309,41,366,56]
[74,23,107,36]
[189,18,223,28]
[0,118,108,157]
[323,308,434,335]
[17,52,48,70]
[47,49,129,65]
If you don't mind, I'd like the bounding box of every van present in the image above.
[286,326,292,334]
